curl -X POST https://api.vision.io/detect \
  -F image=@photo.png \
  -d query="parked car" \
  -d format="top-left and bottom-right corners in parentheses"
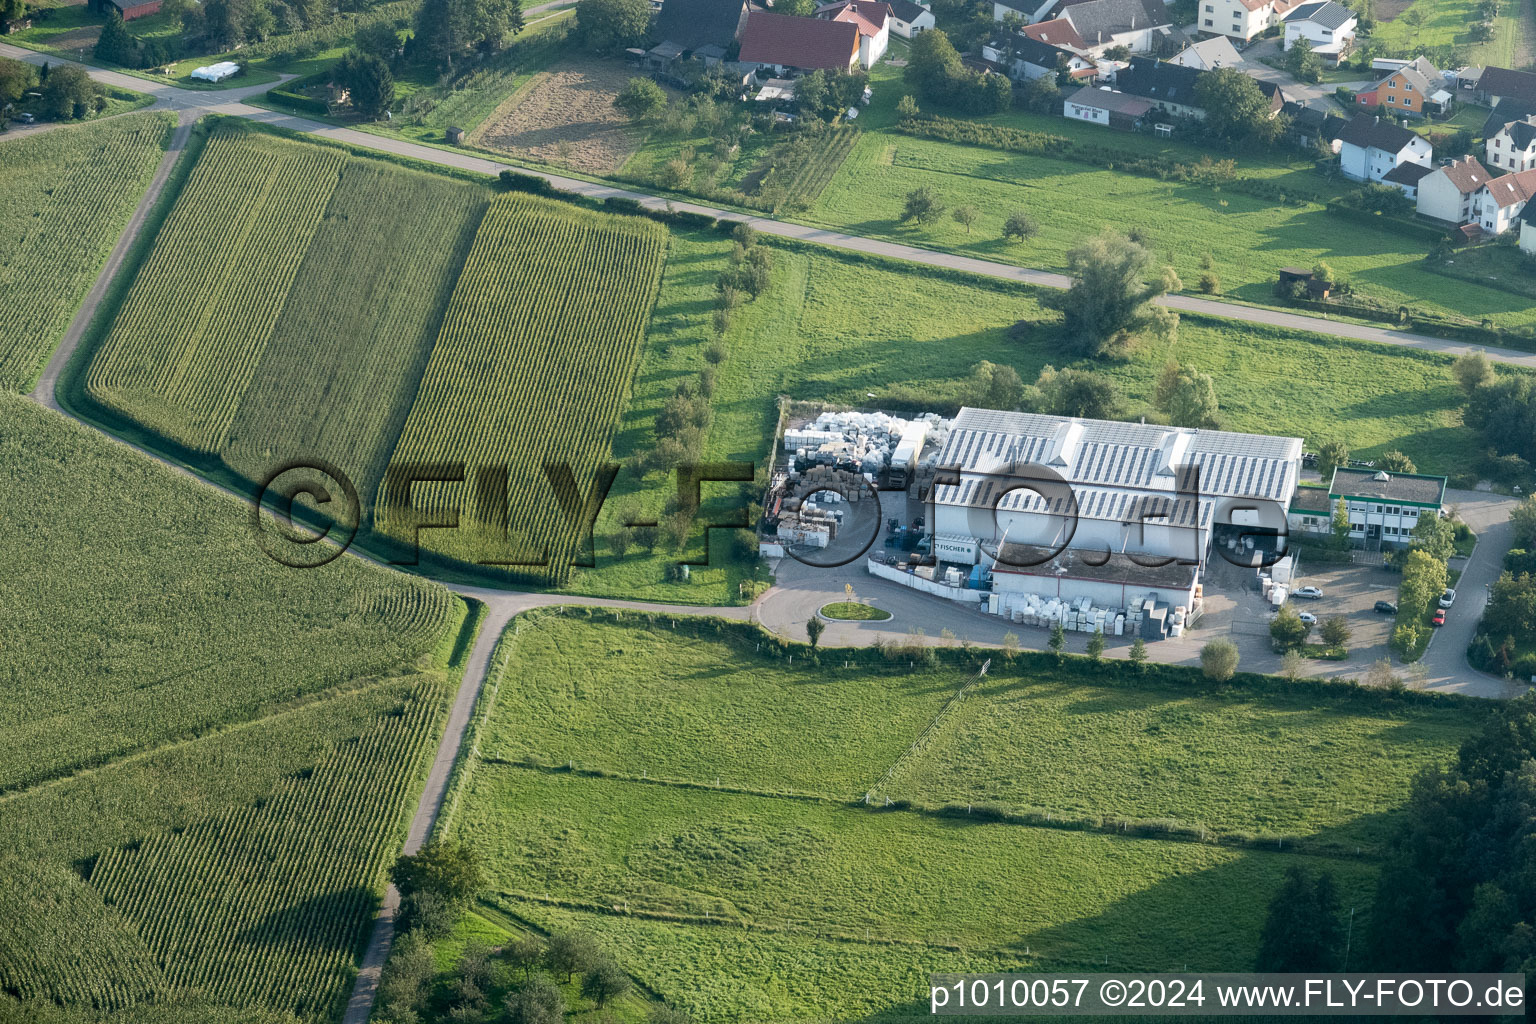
top-left (1432, 608), bottom-right (1446, 627)
top-left (1298, 611), bottom-right (1318, 625)
top-left (15, 112), bottom-right (35, 124)
top-left (1374, 600), bottom-right (1398, 614)
top-left (1293, 586), bottom-right (1324, 599)
top-left (1439, 588), bottom-right (1456, 608)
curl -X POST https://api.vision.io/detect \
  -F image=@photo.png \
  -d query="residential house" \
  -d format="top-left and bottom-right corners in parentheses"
top-left (1062, 84), bottom-right (1154, 128)
top-left (996, 0), bottom-right (1170, 54)
top-left (1519, 200), bottom-right (1536, 255)
top-left (1335, 113), bottom-right (1433, 182)
top-left (1288, 468), bottom-right (1446, 549)
top-left (1380, 161), bottom-right (1433, 199)
top-left (1415, 155), bottom-right (1491, 225)
top-left (1168, 35), bottom-right (1242, 70)
top-left (1482, 98), bottom-right (1536, 143)
top-left (1197, 0), bottom-right (1296, 44)
top-left (1114, 56), bottom-right (1206, 118)
top-left (1281, 0), bottom-right (1356, 62)
top-left (653, 0), bottom-right (750, 53)
top-left (1486, 115), bottom-right (1536, 174)
top-left (1282, 101), bottom-right (1346, 149)
top-left (737, 11), bottom-right (861, 73)
top-left (983, 31), bottom-right (1096, 81)
top-left (884, 0), bottom-right (935, 37)
top-left (1057, 0), bottom-right (1171, 53)
top-left (1114, 56), bottom-right (1285, 120)
top-left (1477, 167), bottom-right (1536, 235)
top-left (1356, 57), bottom-right (1451, 118)
top-left (1476, 65), bottom-right (1536, 107)
top-left (816, 0), bottom-right (891, 67)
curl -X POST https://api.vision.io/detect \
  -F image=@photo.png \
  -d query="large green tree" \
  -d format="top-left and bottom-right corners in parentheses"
top-left (1367, 699), bottom-right (1536, 973)
top-left (1196, 67), bottom-right (1284, 148)
top-left (0, 56), bottom-right (35, 106)
top-left (1257, 867), bottom-right (1345, 970)
top-left (1048, 230), bottom-right (1180, 357)
top-left (39, 64), bottom-right (101, 120)
top-left (412, 0), bottom-right (524, 71)
top-left (94, 9), bottom-right (140, 66)
top-left (339, 50), bottom-right (394, 118)
top-left (575, 0), bottom-right (651, 53)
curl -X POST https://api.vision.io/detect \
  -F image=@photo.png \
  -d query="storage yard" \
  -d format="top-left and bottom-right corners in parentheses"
top-left (762, 405), bottom-right (1308, 644)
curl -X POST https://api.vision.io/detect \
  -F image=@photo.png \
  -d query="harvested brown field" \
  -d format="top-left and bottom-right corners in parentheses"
top-left (468, 58), bottom-right (666, 173)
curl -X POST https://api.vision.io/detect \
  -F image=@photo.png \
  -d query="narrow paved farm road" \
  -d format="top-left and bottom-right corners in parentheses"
top-left (7, 40), bottom-right (1536, 369)
top-left (30, 118), bottom-right (194, 406)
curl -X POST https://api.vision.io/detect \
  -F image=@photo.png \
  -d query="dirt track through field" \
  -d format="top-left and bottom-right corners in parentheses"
top-left (468, 58), bottom-right (659, 173)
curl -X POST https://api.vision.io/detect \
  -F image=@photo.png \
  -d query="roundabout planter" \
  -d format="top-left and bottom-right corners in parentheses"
top-left (818, 601), bottom-right (892, 622)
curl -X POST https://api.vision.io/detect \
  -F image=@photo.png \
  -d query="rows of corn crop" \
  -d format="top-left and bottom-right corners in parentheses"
top-left (220, 160), bottom-right (488, 520)
top-left (87, 678), bottom-right (447, 1021)
top-left (0, 113), bottom-right (171, 391)
top-left (85, 131), bottom-right (343, 454)
top-left (377, 194), bottom-right (667, 584)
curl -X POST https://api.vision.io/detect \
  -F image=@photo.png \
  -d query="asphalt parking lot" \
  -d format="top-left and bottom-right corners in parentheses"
top-left (1199, 555), bottom-right (1402, 679)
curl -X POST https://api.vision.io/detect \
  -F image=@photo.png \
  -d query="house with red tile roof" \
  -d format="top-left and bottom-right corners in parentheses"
top-left (739, 11), bottom-right (861, 73)
top-left (1477, 167), bottom-right (1536, 235)
top-left (815, 0), bottom-right (891, 66)
top-left (1415, 155), bottom-right (1491, 225)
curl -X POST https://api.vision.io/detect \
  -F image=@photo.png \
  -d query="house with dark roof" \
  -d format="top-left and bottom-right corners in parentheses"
top-left (1281, 0), bottom-right (1356, 61)
top-left (1486, 114), bottom-right (1536, 175)
top-left (1477, 166), bottom-right (1536, 235)
top-left (982, 29), bottom-right (1095, 81)
top-left (1056, 0), bottom-right (1170, 53)
top-left (1062, 84), bottom-right (1154, 129)
top-left (1282, 101), bottom-right (1346, 149)
top-left (1380, 160), bottom-right (1433, 199)
top-left (653, 0), bottom-right (750, 53)
top-left (1114, 56), bottom-right (1284, 120)
top-left (1336, 113), bottom-right (1432, 182)
top-left (738, 10), bottom-right (860, 73)
top-left (1477, 65), bottom-right (1536, 107)
top-left (815, 0), bottom-right (891, 66)
top-left (1114, 56), bottom-right (1205, 117)
top-left (1520, 196), bottom-right (1536, 255)
top-left (1416, 155), bottom-right (1491, 225)
top-left (882, 0), bottom-right (934, 37)
top-left (1482, 97), bottom-right (1536, 142)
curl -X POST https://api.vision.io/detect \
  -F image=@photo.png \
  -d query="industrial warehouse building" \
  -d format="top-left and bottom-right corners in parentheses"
top-left (925, 409), bottom-right (1304, 621)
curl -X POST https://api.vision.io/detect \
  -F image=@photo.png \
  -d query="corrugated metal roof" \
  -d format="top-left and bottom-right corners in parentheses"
top-left (932, 408), bottom-right (1302, 525)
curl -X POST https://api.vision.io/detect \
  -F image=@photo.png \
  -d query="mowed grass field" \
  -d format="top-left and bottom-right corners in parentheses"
top-left (0, 112), bottom-right (172, 391)
top-left (378, 195), bottom-right (666, 583)
top-left (446, 613), bottom-right (1476, 1020)
top-left (807, 133), bottom-right (1536, 327)
top-left (0, 391), bottom-right (468, 1020)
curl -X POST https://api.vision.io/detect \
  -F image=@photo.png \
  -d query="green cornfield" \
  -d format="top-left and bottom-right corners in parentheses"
top-left (0, 113), bottom-right (171, 391)
top-left (221, 161), bottom-right (488, 521)
top-left (86, 677), bottom-right (447, 1021)
top-left (86, 131), bottom-right (344, 453)
top-left (377, 194), bottom-right (667, 584)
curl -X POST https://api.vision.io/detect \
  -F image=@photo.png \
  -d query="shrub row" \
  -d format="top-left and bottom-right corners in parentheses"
top-left (1324, 200), bottom-right (1449, 244)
